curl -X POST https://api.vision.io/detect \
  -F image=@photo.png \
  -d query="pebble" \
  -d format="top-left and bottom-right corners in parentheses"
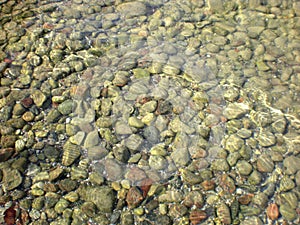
top-left (283, 156), bottom-right (300, 175)
top-left (279, 203), bottom-right (297, 221)
top-left (116, 2), bottom-right (147, 18)
top-left (2, 168), bottom-right (23, 191)
top-left (31, 90), bottom-right (47, 107)
top-left (78, 185), bottom-right (115, 213)
top-left (223, 103), bottom-right (250, 120)
top-left (236, 160), bottom-right (253, 175)
top-left (257, 154), bottom-right (274, 173)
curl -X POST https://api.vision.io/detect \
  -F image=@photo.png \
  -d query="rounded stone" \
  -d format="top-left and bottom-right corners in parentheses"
top-left (236, 160), bottom-right (253, 175)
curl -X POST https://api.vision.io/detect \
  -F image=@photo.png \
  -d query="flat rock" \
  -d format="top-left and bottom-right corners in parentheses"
top-left (223, 103), bottom-right (250, 119)
top-left (78, 185), bottom-right (115, 213)
top-left (116, 2), bottom-right (147, 18)
top-left (2, 168), bottom-right (23, 191)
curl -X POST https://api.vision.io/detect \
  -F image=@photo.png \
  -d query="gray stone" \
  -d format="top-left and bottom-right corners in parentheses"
top-left (84, 130), bottom-right (100, 148)
top-left (125, 134), bottom-right (144, 152)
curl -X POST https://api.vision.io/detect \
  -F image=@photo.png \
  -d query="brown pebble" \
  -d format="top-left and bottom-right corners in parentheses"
top-left (267, 203), bottom-right (279, 220)
top-left (189, 210), bottom-right (207, 225)
top-left (20, 97), bottom-right (33, 108)
top-left (126, 187), bottom-right (144, 209)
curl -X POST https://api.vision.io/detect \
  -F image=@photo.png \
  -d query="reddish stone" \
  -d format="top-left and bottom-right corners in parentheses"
top-left (190, 210), bottom-right (207, 225)
top-left (20, 97), bottom-right (33, 108)
top-left (267, 203), bottom-right (279, 220)
top-left (126, 187), bottom-right (144, 209)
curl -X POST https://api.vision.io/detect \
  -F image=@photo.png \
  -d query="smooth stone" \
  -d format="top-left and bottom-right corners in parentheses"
top-left (208, 0), bottom-right (224, 13)
top-left (252, 192), bottom-right (268, 208)
top-left (31, 90), bottom-right (47, 107)
top-left (256, 131), bottom-right (276, 147)
top-left (248, 170), bottom-right (262, 185)
top-left (115, 121), bottom-right (132, 135)
top-left (69, 131), bottom-right (85, 145)
top-left (283, 156), bottom-right (300, 175)
top-left (116, 2), bottom-right (147, 18)
top-left (87, 146), bottom-right (108, 161)
top-left (125, 134), bottom-right (144, 152)
top-left (143, 126), bottom-right (159, 144)
top-left (279, 204), bottom-right (297, 221)
top-left (225, 134), bottom-right (244, 152)
top-left (279, 176), bottom-right (295, 192)
top-left (46, 109), bottom-right (62, 123)
top-left (170, 147), bottom-right (190, 167)
top-left (211, 159), bottom-right (230, 171)
top-left (84, 130), bottom-right (100, 148)
top-left (257, 154), bottom-right (274, 173)
top-left (58, 100), bottom-right (74, 115)
top-left (128, 117), bottom-right (144, 128)
top-left (149, 155), bottom-right (167, 170)
top-left (223, 103), bottom-right (250, 119)
top-left (236, 160), bottom-right (252, 175)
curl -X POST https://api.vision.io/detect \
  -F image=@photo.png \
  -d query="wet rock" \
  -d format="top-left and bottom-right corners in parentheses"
top-left (116, 2), bottom-right (147, 18)
top-left (2, 168), bottom-right (23, 191)
top-left (58, 179), bottom-right (77, 192)
top-left (171, 147), bottom-right (190, 167)
top-left (78, 185), bottom-right (115, 213)
top-left (143, 126), bottom-right (159, 144)
top-left (46, 109), bottom-right (62, 123)
top-left (54, 198), bottom-right (69, 214)
top-left (128, 117), bottom-right (144, 128)
top-left (87, 146), bottom-right (108, 161)
top-left (279, 176), bottom-right (295, 192)
top-left (183, 190), bottom-right (204, 208)
top-left (126, 187), bottom-right (143, 209)
top-left (236, 160), bottom-right (252, 175)
top-left (102, 158), bottom-right (123, 181)
top-left (283, 156), bottom-right (300, 175)
top-left (1, 135), bottom-right (17, 148)
top-left (256, 131), bottom-right (276, 147)
top-left (279, 203), bottom-right (297, 221)
top-left (240, 216), bottom-right (263, 225)
top-left (223, 103), bottom-right (250, 120)
top-left (267, 203), bottom-right (279, 220)
top-left (208, 0), bottom-right (224, 13)
top-left (31, 90), bottom-right (47, 107)
top-left (225, 134), bottom-right (244, 152)
top-left (169, 204), bottom-right (188, 218)
top-left (62, 141), bottom-right (81, 166)
top-left (280, 192), bottom-right (298, 209)
top-left (125, 134), bottom-right (144, 153)
top-left (257, 154), bottom-right (274, 173)
top-left (216, 203), bottom-right (231, 225)
top-left (252, 192), bottom-right (268, 208)
top-left (211, 159), bottom-right (230, 171)
top-left (115, 121), bottom-right (132, 135)
top-left (57, 100), bottom-right (73, 115)
top-left (84, 130), bottom-right (100, 148)
top-left (0, 148), bottom-right (14, 162)
top-left (159, 190), bottom-right (183, 203)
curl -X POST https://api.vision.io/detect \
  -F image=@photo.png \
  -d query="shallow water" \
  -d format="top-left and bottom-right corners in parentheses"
top-left (0, 0), bottom-right (300, 224)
